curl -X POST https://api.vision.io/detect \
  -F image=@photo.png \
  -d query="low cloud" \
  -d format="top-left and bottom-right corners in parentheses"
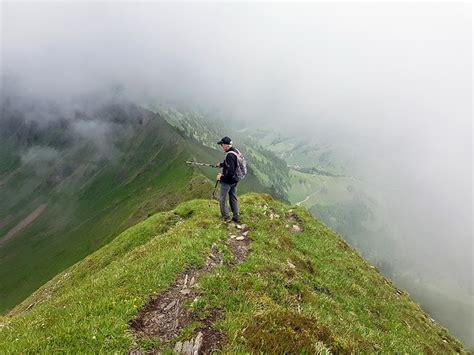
top-left (1, 1), bottom-right (472, 343)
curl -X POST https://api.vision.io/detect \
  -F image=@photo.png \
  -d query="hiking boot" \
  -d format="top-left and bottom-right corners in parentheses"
top-left (232, 217), bottom-right (241, 224)
top-left (222, 217), bottom-right (232, 223)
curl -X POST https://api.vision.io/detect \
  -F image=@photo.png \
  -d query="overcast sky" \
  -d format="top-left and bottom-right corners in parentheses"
top-left (1, 0), bottom-right (472, 296)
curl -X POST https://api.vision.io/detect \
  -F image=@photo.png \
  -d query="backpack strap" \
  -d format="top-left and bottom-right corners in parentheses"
top-left (224, 150), bottom-right (240, 167)
top-left (226, 151), bottom-right (241, 158)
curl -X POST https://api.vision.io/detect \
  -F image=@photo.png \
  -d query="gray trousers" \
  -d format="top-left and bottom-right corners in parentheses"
top-left (219, 181), bottom-right (239, 220)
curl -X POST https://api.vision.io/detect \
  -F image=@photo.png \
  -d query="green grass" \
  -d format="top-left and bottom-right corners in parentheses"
top-left (0, 108), bottom-right (280, 314)
top-left (287, 168), bottom-right (396, 257)
top-left (0, 193), bottom-right (466, 353)
top-left (0, 111), bottom-right (220, 313)
top-left (0, 116), bottom-right (199, 313)
top-left (151, 105), bottom-right (291, 201)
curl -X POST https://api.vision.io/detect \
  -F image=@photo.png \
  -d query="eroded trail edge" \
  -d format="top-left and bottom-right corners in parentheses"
top-left (129, 223), bottom-right (251, 354)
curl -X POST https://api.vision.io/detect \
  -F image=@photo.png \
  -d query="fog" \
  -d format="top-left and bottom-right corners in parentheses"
top-left (1, 1), bottom-right (472, 345)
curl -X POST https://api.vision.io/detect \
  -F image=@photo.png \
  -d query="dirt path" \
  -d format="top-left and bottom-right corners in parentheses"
top-left (129, 223), bottom-right (251, 354)
top-left (0, 204), bottom-right (48, 247)
top-left (295, 189), bottom-right (321, 206)
top-left (295, 195), bottom-right (310, 206)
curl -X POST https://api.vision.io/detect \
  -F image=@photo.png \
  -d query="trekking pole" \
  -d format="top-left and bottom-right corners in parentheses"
top-left (209, 180), bottom-right (219, 208)
top-left (185, 161), bottom-right (220, 168)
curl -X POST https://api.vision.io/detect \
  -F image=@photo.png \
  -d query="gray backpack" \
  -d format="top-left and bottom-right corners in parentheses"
top-left (226, 149), bottom-right (248, 181)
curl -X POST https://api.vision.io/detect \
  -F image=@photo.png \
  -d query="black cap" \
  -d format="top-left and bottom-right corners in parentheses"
top-left (217, 136), bottom-right (232, 145)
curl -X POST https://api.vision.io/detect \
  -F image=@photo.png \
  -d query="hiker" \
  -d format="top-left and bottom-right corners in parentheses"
top-left (216, 136), bottom-right (241, 223)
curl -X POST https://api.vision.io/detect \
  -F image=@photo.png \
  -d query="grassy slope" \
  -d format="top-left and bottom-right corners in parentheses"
top-left (0, 108), bottom-right (273, 314)
top-left (0, 193), bottom-right (465, 353)
top-left (0, 114), bottom-right (193, 312)
top-left (243, 128), bottom-right (351, 176)
top-left (150, 105), bottom-right (291, 201)
top-left (287, 169), bottom-right (393, 252)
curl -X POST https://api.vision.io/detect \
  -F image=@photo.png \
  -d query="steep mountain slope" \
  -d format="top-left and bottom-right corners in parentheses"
top-left (244, 128), bottom-right (354, 176)
top-left (0, 98), bottom-right (274, 313)
top-left (242, 128), bottom-right (474, 348)
top-left (146, 104), bottom-right (291, 202)
top-left (239, 128), bottom-right (394, 266)
top-left (0, 193), bottom-right (465, 353)
top-left (288, 169), bottom-right (394, 264)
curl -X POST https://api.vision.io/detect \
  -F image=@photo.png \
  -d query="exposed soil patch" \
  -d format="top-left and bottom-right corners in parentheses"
top-left (174, 309), bottom-right (225, 355)
top-left (226, 224), bottom-right (251, 266)
top-left (129, 244), bottom-right (223, 343)
top-left (129, 227), bottom-right (252, 354)
top-left (0, 204), bottom-right (48, 247)
top-left (129, 268), bottom-right (200, 343)
top-left (226, 237), bottom-right (251, 265)
top-left (286, 210), bottom-right (304, 233)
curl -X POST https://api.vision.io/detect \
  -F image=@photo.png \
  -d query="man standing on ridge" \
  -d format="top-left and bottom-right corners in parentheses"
top-left (216, 136), bottom-right (240, 223)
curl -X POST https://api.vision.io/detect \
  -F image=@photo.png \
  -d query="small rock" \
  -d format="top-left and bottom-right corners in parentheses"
top-left (180, 289), bottom-right (191, 295)
top-left (164, 300), bottom-right (176, 311)
top-left (236, 236), bottom-right (245, 241)
top-left (240, 224), bottom-right (249, 231)
top-left (275, 214), bottom-right (280, 218)
top-left (230, 235), bottom-right (237, 239)
top-left (287, 260), bottom-right (296, 269)
top-left (189, 276), bottom-right (195, 286)
top-left (183, 274), bottom-right (188, 287)
top-left (174, 341), bottom-right (183, 353)
top-left (290, 224), bottom-right (302, 233)
top-left (242, 231), bottom-right (249, 237)
top-left (193, 332), bottom-right (203, 353)
top-left (182, 340), bottom-right (193, 354)
top-left (270, 213), bottom-right (274, 220)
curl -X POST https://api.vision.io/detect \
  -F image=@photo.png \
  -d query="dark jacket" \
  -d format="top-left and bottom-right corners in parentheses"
top-left (219, 147), bottom-right (239, 184)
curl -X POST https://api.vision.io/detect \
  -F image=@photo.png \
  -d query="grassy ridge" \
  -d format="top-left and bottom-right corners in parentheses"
top-left (151, 105), bottom-right (291, 201)
top-left (0, 106), bottom-right (280, 314)
top-left (0, 114), bottom-right (200, 312)
top-left (0, 108), bottom-right (228, 313)
top-left (0, 193), bottom-right (465, 353)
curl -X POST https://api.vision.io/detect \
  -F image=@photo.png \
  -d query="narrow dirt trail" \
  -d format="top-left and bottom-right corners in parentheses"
top-left (129, 223), bottom-right (252, 354)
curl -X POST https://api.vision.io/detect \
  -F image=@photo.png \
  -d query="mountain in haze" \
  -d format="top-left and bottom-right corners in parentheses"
top-left (145, 102), bottom-right (292, 202)
top-left (0, 94), bottom-right (283, 313)
top-left (0, 94), bottom-right (469, 352)
top-left (151, 111), bottom-right (473, 347)
top-left (240, 126), bottom-right (474, 348)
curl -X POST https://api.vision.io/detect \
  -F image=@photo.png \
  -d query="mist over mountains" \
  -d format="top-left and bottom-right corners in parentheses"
top-left (1, 1), bottom-right (472, 348)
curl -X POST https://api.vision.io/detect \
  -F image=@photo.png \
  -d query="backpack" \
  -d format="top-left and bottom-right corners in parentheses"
top-left (226, 149), bottom-right (248, 181)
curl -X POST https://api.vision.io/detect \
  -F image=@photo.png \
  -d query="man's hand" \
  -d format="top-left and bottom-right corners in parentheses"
top-left (216, 173), bottom-right (223, 181)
